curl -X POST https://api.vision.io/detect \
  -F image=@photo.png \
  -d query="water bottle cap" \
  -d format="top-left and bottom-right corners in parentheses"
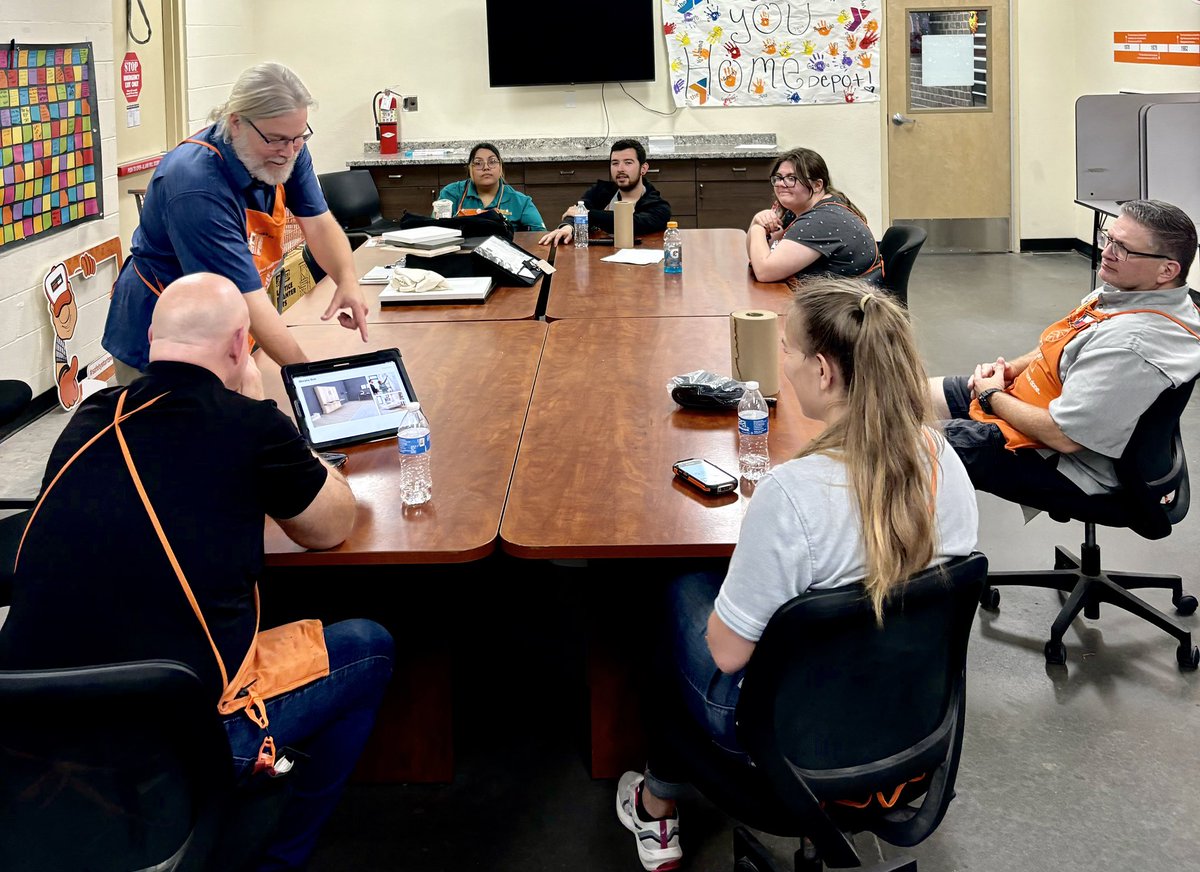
top-left (667, 221), bottom-right (678, 228)
top-left (406, 401), bottom-right (421, 411)
top-left (745, 381), bottom-right (759, 391)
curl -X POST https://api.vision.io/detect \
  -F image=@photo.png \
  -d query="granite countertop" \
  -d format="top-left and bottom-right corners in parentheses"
top-left (347, 134), bottom-right (779, 167)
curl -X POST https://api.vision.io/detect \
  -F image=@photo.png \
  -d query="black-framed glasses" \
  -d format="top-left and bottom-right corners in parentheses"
top-left (1097, 229), bottom-right (1171, 262)
top-left (769, 173), bottom-right (805, 189)
top-left (470, 158), bottom-right (500, 169)
top-left (245, 118), bottom-right (313, 149)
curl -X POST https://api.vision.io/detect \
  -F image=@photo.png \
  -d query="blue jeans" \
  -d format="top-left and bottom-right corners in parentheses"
top-left (223, 618), bottom-right (394, 871)
top-left (644, 567), bottom-right (747, 800)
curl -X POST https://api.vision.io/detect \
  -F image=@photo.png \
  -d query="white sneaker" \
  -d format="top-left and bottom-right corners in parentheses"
top-left (616, 771), bottom-right (682, 871)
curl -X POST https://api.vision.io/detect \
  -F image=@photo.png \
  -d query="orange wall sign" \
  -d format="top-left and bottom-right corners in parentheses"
top-left (1113, 31), bottom-right (1199, 66)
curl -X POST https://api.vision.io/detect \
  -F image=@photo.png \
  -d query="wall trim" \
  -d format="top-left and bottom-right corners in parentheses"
top-left (1019, 238), bottom-right (1093, 256)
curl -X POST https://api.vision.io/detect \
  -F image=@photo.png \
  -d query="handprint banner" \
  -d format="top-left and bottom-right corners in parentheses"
top-left (662, 1), bottom-right (882, 107)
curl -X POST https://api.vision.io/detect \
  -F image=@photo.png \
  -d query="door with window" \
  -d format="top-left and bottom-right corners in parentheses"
top-left (885, 1), bottom-right (1011, 252)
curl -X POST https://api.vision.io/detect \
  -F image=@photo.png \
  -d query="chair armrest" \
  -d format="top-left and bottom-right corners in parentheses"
top-left (0, 499), bottom-right (36, 510)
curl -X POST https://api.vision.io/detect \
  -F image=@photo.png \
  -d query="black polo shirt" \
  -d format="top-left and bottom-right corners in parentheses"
top-left (0, 361), bottom-right (328, 700)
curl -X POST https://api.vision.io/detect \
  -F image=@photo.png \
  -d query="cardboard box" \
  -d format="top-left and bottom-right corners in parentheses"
top-left (268, 246), bottom-right (317, 314)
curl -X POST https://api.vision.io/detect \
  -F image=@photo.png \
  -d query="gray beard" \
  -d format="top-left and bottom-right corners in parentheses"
top-left (231, 134), bottom-right (296, 186)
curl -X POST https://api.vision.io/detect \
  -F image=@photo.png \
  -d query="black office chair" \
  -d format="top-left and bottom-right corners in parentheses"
top-left (0, 660), bottom-right (234, 871)
top-left (317, 169), bottom-right (405, 237)
top-left (878, 226), bottom-right (928, 307)
top-left (979, 378), bottom-right (1200, 670)
top-left (0, 380), bottom-right (34, 606)
top-left (658, 553), bottom-right (987, 871)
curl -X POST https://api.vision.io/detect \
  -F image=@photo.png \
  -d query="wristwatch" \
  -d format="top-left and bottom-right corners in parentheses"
top-left (976, 387), bottom-right (1004, 415)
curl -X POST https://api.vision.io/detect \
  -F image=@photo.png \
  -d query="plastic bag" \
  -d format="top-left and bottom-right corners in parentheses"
top-left (666, 370), bottom-right (748, 410)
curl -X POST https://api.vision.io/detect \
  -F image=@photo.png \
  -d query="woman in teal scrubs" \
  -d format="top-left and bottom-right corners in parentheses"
top-left (435, 143), bottom-right (546, 231)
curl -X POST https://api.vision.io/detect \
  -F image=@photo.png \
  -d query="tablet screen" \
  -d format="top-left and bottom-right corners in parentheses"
top-left (285, 351), bottom-right (416, 449)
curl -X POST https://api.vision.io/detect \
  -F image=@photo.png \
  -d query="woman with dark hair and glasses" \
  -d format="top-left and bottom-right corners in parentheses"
top-left (434, 142), bottom-right (546, 231)
top-left (746, 147), bottom-right (882, 286)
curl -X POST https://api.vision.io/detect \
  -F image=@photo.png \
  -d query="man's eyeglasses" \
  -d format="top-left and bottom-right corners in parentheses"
top-left (246, 118), bottom-right (313, 149)
top-left (769, 173), bottom-right (805, 189)
top-left (470, 158), bottom-right (501, 169)
top-left (1097, 229), bottom-right (1171, 263)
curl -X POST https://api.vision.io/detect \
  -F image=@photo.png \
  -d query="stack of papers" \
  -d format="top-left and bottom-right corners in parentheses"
top-left (382, 226), bottom-right (463, 247)
top-left (379, 276), bottom-right (495, 304)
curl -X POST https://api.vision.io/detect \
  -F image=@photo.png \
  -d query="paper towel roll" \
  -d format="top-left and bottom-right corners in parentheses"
top-left (730, 309), bottom-right (780, 396)
top-left (613, 200), bottom-right (634, 249)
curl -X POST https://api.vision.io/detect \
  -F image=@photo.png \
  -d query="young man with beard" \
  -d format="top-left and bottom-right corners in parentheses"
top-left (103, 63), bottom-right (368, 382)
top-left (537, 139), bottom-right (672, 246)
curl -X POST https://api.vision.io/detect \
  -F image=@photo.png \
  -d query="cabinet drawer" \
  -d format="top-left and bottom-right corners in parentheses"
top-left (378, 186), bottom-right (441, 218)
top-left (370, 165), bottom-right (442, 188)
top-left (655, 181), bottom-right (696, 217)
top-left (435, 164), bottom-right (527, 187)
top-left (643, 161), bottom-right (695, 182)
top-left (697, 180), bottom-right (768, 229)
top-left (524, 161), bottom-right (610, 185)
top-left (696, 159), bottom-right (775, 182)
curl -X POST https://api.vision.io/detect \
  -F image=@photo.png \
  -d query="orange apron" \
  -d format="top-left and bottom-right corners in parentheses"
top-left (456, 179), bottom-right (510, 219)
top-left (970, 298), bottom-right (1200, 451)
top-left (16, 390), bottom-right (329, 774)
top-left (134, 136), bottom-right (288, 297)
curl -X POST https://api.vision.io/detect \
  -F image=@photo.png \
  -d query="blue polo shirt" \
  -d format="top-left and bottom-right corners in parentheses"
top-left (435, 179), bottom-right (546, 232)
top-left (102, 125), bottom-right (328, 369)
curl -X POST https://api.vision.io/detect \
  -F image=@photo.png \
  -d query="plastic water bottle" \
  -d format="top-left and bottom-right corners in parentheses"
top-left (397, 402), bottom-right (432, 506)
top-left (663, 220), bottom-right (682, 274)
top-left (737, 381), bottom-right (770, 481)
top-left (573, 200), bottom-right (589, 248)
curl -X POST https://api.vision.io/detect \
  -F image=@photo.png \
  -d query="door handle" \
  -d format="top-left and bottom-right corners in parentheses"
top-left (559, 170), bottom-right (576, 176)
top-left (891, 113), bottom-right (917, 126)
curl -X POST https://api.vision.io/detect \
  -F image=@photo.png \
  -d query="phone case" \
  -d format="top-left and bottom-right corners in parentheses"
top-left (673, 459), bottom-right (737, 494)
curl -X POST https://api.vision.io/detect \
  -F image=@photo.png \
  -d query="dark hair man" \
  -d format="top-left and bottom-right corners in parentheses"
top-left (538, 138), bottom-right (672, 246)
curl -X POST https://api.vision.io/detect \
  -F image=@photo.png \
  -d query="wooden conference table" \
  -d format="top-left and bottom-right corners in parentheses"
top-left (545, 228), bottom-right (790, 320)
top-left (501, 316), bottom-right (821, 778)
top-left (259, 320), bottom-right (547, 565)
top-left (281, 231), bottom-right (547, 325)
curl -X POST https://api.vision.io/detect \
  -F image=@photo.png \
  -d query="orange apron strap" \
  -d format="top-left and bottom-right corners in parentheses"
top-left (182, 137), bottom-right (223, 158)
top-left (111, 390), bottom-right (230, 689)
top-left (15, 391), bottom-right (170, 569)
top-left (133, 261), bottom-right (166, 297)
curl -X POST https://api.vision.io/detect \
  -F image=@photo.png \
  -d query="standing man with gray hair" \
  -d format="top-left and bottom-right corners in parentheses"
top-left (930, 198), bottom-right (1200, 506)
top-left (104, 63), bottom-right (368, 382)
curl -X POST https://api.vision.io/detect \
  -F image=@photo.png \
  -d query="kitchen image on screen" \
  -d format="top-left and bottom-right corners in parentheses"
top-left (301, 375), bottom-right (385, 429)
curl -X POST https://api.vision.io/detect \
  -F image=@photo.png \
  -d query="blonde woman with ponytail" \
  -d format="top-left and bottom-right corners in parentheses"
top-left (616, 277), bottom-right (978, 872)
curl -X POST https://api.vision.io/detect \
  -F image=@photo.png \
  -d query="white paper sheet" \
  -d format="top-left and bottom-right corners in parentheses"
top-left (600, 249), bottom-right (666, 265)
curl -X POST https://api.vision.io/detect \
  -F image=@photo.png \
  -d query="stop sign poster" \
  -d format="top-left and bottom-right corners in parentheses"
top-left (122, 52), bottom-right (141, 103)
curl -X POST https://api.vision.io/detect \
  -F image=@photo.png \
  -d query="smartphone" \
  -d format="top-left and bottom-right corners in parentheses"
top-left (673, 458), bottom-right (738, 494)
top-left (320, 451), bottom-right (349, 469)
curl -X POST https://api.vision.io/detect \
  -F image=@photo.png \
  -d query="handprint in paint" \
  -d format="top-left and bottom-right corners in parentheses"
top-left (828, 42), bottom-right (839, 56)
top-left (787, 91), bottom-right (802, 103)
top-left (802, 39), bottom-right (816, 55)
top-left (841, 53), bottom-right (854, 68)
top-left (707, 25), bottom-right (723, 44)
top-left (763, 38), bottom-right (777, 55)
top-left (808, 53), bottom-right (827, 71)
top-left (674, 78), bottom-right (685, 94)
top-left (844, 89), bottom-right (857, 103)
top-left (692, 45), bottom-right (710, 61)
top-left (846, 33), bottom-right (858, 51)
top-left (751, 77), bottom-right (766, 94)
top-left (815, 20), bottom-right (833, 36)
top-left (779, 41), bottom-right (793, 57)
top-left (857, 52), bottom-right (872, 68)
top-left (859, 30), bottom-right (879, 50)
top-left (723, 40), bottom-right (741, 59)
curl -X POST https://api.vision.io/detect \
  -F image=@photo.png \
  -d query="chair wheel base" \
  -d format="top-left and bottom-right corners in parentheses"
top-left (1044, 640), bottom-right (1067, 665)
top-left (1177, 644), bottom-right (1200, 670)
top-left (980, 588), bottom-right (1000, 611)
top-left (1174, 594), bottom-right (1198, 616)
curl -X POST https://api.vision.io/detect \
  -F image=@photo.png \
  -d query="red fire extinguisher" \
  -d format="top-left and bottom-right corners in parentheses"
top-left (374, 89), bottom-right (398, 156)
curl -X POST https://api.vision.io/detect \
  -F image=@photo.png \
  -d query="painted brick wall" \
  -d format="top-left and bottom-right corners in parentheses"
top-left (184, 0), bottom-right (256, 135)
top-left (0, 1), bottom-right (120, 398)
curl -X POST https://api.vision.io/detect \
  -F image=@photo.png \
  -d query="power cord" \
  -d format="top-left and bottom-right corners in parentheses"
top-left (582, 83), bottom-right (611, 150)
top-left (619, 82), bottom-right (680, 117)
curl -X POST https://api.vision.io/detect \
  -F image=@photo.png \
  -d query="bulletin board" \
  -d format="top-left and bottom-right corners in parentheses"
top-left (0, 41), bottom-right (103, 252)
top-left (662, 1), bottom-right (882, 107)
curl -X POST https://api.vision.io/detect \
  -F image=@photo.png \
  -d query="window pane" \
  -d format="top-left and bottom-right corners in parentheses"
top-left (908, 10), bottom-right (989, 110)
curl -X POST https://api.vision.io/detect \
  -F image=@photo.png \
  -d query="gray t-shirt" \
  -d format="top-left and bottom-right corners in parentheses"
top-left (714, 433), bottom-right (979, 642)
top-left (779, 196), bottom-right (881, 282)
top-left (1046, 284), bottom-right (1200, 494)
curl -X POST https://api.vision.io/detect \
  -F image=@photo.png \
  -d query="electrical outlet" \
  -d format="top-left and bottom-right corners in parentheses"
top-left (564, 89), bottom-right (576, 109)
top-left (402, 95), bottom-right (418, 112)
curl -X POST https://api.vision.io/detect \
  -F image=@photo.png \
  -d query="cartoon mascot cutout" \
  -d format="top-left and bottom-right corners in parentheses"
top-left (44, 263), bottom-right (83, 410)
top-left (41, 237), bottom-right (123, 411)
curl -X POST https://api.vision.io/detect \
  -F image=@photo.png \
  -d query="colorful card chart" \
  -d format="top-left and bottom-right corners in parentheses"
top-left (0, 42), bottom-right (103, 252)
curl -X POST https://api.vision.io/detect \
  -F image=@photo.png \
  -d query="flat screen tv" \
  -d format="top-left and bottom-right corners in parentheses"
top-left (485, 1), bottom-right (656, 87)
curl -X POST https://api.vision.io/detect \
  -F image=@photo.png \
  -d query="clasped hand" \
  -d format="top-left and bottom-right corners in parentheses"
top-left (968, 357), bottom-right (1015, 397)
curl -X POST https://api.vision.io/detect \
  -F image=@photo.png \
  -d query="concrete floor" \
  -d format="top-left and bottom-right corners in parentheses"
top-left (2, 250), bottom-right (1198, 871)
